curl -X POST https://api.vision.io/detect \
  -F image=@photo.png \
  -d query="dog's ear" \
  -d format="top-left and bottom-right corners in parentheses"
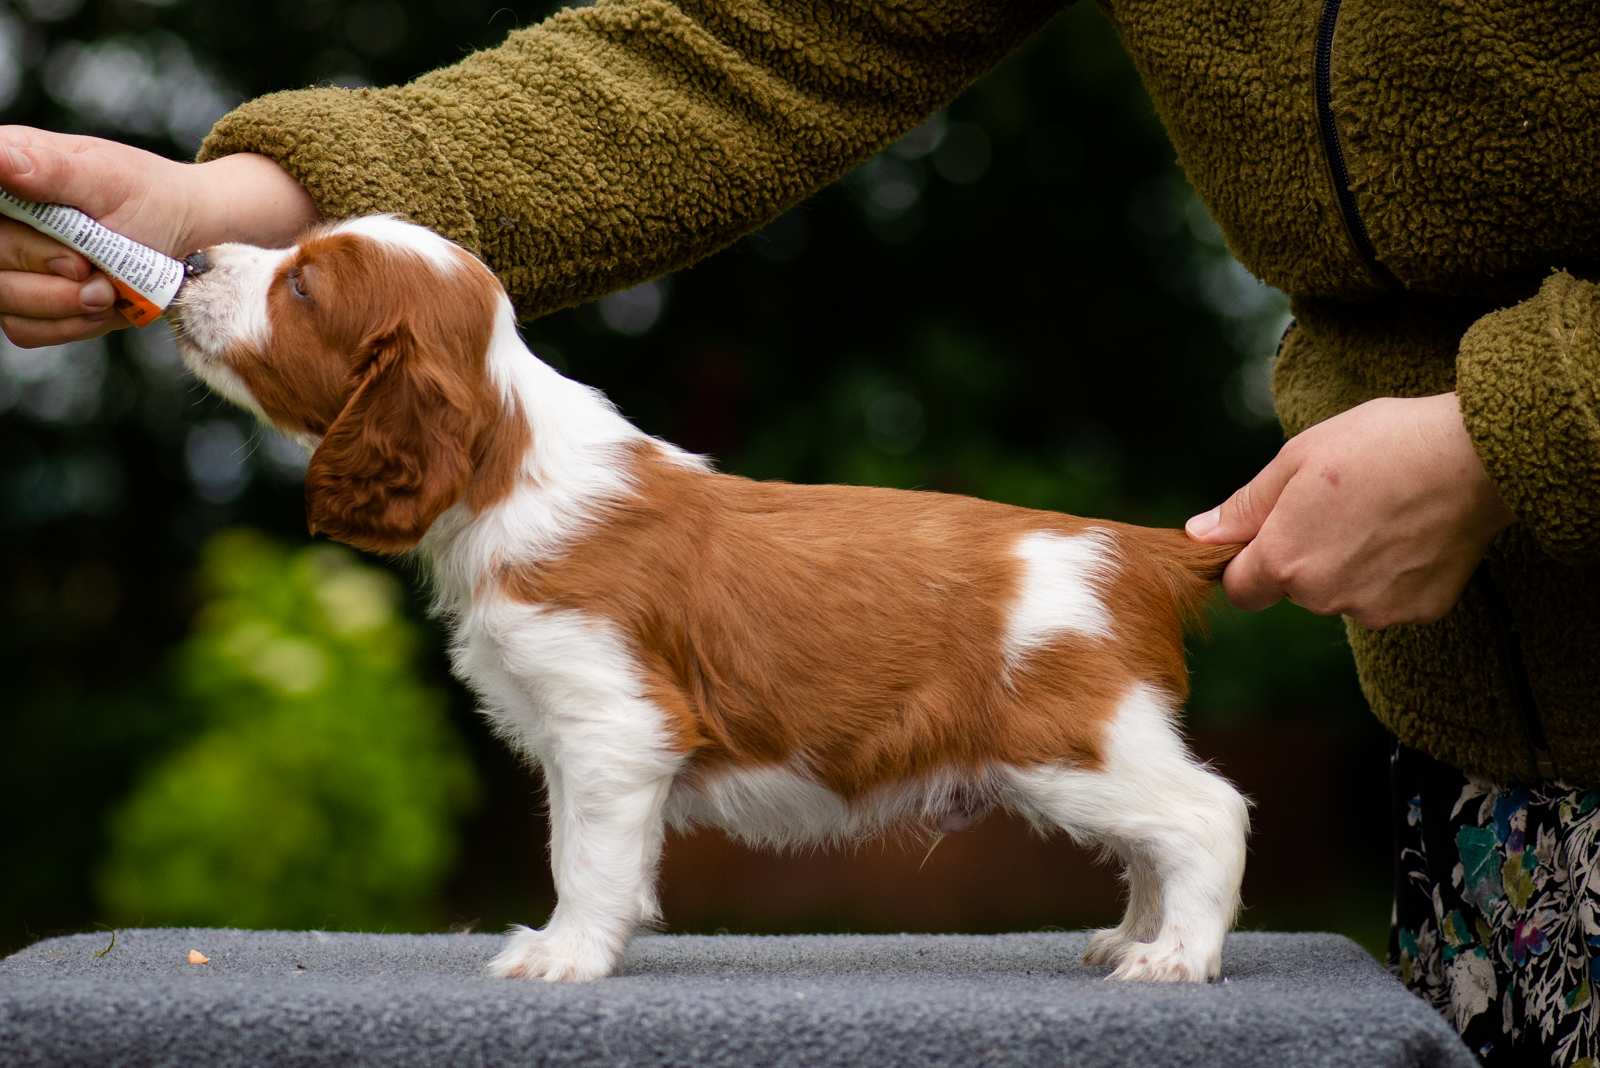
top-left (304, 323), bottom-right (476, 554)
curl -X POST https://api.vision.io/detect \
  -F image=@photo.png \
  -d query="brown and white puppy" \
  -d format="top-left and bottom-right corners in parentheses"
top-left (168, 216), bottom-right (1250, 984)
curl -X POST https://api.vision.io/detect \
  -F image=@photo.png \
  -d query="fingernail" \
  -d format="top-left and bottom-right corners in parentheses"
top-left (5, 146), bottom-right (32, 175)
top-left (47, 256), bottom-right (79, 280)
top-left (1185, 507), bottom-right (1221, 538)
top-left (80, 276), bottom-right (114, 311)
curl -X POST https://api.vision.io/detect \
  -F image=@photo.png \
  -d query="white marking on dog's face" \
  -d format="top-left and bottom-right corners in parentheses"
top-left (1003, 529), bottom-right (1117, 668)
top-left (167, 243), bottom-right (291, 416)
top-left (328, 215), bottom-right (466, 274)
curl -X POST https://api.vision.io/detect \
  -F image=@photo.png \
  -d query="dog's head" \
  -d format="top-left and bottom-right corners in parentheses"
top-left (169, 217), bottom-right (525, 555)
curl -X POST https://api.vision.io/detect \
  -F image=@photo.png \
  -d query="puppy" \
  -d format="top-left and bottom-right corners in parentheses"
top-left (168, 216), bottom-right (1250, 984)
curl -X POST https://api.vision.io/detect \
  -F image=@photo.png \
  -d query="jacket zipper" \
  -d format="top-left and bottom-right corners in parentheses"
top-left (1314, 0), bottom-right (1399, 287)
top-left (1476, 564), bottom-right (1557, 781)
top-left (1315, 5), bottom-right (1544, 778)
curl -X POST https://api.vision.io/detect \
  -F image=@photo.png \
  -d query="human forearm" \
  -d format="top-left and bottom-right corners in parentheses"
top-left (182, 153), bottom-right (321, 252)
top-left (197, 0), bottom-right (1066, 317)
top-left (0, 0), bottom-right (1063, 345)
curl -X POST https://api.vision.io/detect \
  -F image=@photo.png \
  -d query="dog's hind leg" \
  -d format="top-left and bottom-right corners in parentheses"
top-left (1007, 683), bottom-right (1249, 982)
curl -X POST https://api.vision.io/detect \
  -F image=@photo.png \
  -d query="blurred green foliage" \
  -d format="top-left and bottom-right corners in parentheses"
top-left (97, 530), bottom-right (476, 930)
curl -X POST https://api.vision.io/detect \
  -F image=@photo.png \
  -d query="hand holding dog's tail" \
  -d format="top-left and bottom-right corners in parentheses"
top-left (1183, 394), bottom-right (1516, 630)
top-left (1129, 527), bottom-right (1246, 630)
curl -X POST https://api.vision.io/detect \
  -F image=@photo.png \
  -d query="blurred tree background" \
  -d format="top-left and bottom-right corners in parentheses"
top-left (0, 0), bottom-right (1389, 957)
top-left (97, 530), bottom-right (476, 930)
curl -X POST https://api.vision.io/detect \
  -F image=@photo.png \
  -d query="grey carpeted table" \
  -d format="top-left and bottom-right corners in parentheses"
top-left (1, 928), bottom-right (1474, 1067)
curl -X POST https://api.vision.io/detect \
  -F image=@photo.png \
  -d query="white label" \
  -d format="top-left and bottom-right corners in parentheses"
top-left (0, 190), bottom-right (184, 318)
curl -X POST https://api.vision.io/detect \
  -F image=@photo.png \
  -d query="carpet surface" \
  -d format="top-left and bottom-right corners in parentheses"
top-left (1, 928), bottom-right (1475, 1067)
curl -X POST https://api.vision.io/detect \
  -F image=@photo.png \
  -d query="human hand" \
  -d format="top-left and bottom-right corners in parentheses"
top-left (0, 126), bottom-right (319, 347)
top-left (1185, 392), bottom-right (1517, 630)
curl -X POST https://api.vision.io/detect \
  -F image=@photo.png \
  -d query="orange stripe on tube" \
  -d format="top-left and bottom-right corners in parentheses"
top-left (111, 279), bottom-right (164, 327)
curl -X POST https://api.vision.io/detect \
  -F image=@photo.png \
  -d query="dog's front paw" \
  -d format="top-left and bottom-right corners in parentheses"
top-left (1107, 937), bottom-right (1220, 983)
top-left (487, 924), bottom-right (622, 982)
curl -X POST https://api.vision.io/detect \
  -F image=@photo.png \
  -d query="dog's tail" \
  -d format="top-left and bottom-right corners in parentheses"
top-left (1122, 526), bottom-right (1244, 632)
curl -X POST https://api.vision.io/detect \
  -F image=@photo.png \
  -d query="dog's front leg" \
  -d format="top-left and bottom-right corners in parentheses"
top-left (489, 750), bottom-right (679, 982)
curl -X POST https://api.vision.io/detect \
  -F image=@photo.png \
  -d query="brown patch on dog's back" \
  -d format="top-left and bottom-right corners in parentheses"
top-left (501, 445), bottom-right (1237, 798)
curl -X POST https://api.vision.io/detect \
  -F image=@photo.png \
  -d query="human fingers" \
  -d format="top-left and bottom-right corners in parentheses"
top-left (0, 126), bottom-right (191, 255)
top-left (0, 130), bottom-right (321, 261)
top-left (1210, 420), bottom-right (1377, 614)
top-left (0, 266), bottom-right (128, 347)
top-left (1185, 444), bottom-right (1302, 545)
top-left (0, 218), bottom-right (129, 344)
top-left (0, 265), bottom-right (117, 321)
top-left (0, 127), bottom-right (138, 222)
top-left (0, 217), bottom-right (92, 281)
top-left (1, 308), bottom-right (124, 348)
top-left (1215, 522), bottom-right (1299, 613)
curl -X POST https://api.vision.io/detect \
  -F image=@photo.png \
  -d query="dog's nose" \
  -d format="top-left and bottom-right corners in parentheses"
top-left (183, 251), bottom-right (211, 277)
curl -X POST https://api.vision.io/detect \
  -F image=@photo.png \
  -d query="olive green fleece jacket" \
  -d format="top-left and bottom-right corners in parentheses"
top-left (198, 0), bottom-right (1600, 785)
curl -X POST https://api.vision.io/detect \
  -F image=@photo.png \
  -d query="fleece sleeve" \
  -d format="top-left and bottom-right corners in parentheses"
top-left (196, 0), bottom-right (1065, 318)
top-left (1457, 271), bottom-right (1600, 563)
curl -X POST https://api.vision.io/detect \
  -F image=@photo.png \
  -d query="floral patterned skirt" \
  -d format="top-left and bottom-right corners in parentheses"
top-left (1390, 743), bottom-right (1600, 1067)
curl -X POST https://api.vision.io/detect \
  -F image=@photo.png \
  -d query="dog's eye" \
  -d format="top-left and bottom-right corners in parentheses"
top-left (287, 267), bottom-right (310, 299)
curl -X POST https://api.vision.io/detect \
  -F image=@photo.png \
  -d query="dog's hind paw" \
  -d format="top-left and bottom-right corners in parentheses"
top-left (487, 924), bottom-right (621, 982)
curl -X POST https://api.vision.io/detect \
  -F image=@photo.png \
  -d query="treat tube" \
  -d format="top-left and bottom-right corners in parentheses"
top-left (0, 189), bottom-right (185, 327)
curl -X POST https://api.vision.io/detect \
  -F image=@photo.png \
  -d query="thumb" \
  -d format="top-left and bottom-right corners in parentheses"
top-left (0, 128), bottom-right (132, 221)
top-left (1186, 450), bottom-right (1299, 544)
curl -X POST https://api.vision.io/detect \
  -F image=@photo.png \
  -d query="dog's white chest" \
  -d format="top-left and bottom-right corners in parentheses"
top-left (450, 598), bottom-right (681, 768)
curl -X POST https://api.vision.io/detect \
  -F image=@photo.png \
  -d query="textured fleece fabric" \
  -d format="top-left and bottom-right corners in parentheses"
top-left (197, 0), bottom-right (1600, 783)
top-left (0, 929), bottom-right (1476, 1068)
top-left (198, 0), bottom-right (1062, 315)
